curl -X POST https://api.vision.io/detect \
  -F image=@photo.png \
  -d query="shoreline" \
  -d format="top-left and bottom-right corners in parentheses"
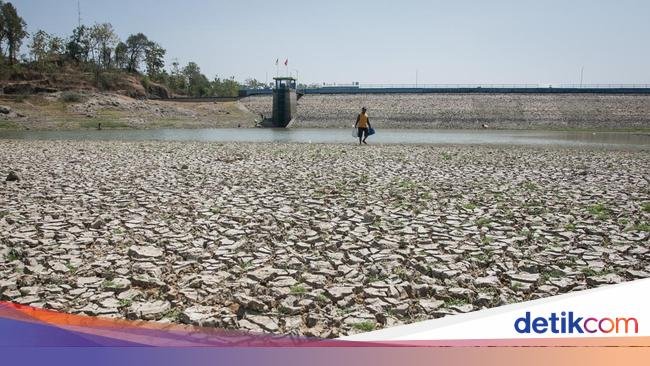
top-left (1, 91), bottom-right (649, 132)
top-left (2, 125), bottom-right (650, 133)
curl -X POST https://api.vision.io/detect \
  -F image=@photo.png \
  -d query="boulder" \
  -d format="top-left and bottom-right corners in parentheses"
top-left (146, 82), bottom-right (171, 99)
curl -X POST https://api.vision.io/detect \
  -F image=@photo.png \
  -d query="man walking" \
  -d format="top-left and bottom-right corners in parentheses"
top-left (354, 107), bottom-right (372, 145)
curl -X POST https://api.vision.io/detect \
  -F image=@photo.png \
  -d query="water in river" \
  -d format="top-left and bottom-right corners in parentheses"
top-left (0, 128), bottom-right (648, 148)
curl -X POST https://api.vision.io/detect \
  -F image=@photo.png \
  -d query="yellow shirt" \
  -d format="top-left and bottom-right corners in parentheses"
top-left (358, 112), bottom-right (369, 128)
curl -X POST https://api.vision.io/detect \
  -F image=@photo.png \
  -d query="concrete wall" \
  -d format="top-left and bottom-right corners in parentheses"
top-left (241, 93), bottom-right (650, 130)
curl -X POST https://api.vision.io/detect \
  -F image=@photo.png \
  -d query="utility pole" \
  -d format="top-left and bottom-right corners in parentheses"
top-left (580, 66), bottom-right (584, 87)
top-left (416, 69), bottom-right (418, 87)
top-left (77, 0), bottom-right (82, 27)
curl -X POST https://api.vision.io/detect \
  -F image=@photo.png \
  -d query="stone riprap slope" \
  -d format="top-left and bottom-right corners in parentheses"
top-left (241, 93), bottom-right (650, 130)
top-left (1, 141), bottom-right (649, 337)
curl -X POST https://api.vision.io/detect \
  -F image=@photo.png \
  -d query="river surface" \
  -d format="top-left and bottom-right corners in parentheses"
top-left (0, 128), bottom-right (648, 148)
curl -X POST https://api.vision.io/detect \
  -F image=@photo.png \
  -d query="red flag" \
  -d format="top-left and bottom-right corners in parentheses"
top-left (284, 59), bottom-right (288, 66)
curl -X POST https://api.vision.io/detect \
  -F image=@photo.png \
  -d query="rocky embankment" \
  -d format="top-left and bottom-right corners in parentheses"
top-left (1, 141), bottom-right (649, 337)
top-left (242, 93), bottom-right (650, 130)
top-left (0, 92), bottom-right (258, 130)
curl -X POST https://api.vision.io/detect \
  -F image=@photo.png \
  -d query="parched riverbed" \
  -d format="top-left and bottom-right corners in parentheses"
top-left (1, 140), bottom-right (649, 337)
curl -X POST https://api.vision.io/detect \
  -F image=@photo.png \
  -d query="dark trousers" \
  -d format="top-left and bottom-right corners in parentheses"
top-left (357, 127), bottom-right (369, 139)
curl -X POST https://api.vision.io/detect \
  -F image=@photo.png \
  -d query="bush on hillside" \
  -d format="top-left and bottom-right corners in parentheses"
top-left (60, 91), bottom-right (85, 103)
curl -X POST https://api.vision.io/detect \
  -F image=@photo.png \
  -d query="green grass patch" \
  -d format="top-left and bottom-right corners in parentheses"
top-left (118, 298), bottom-right (133, 307)
top-left (632, 222), bottom-right (650, 232)
top-left (239, 260), bottom-right (253, 269)
top-left (290, 284), bottom-right (307, 295)
top-left (0, 120), bottom-right (18, 129)
top-left (587, 203), bottom-right (610, 220)
top-left (315, 293), bottom-right (328, 304)
top-left (444, 298), bottom-right (468, 307)
top-left (475, 217), bottom-right (491, 227)
top-left (60, 91), bottom-right (86, 103)
top-left (564, 223), bottom-right (576, 231)
top-left (352, 321), bottom-right (376, 332)
top-left (397, 179), bottom-right (418, 190)
top-left (481, 236), bottom-right (494, 245)
top-left (541, 269), bottom-right (565, 282)
top-left (6, 247), bottom-right (23, 261)
top-left (642, 202), bottom-right (650, 213)
top-left (463, 203), bottom-right (477, 210)
top-left (163, 307), bottom-right (182, 321)
top-left (522, 181), bottom-right (538, 191)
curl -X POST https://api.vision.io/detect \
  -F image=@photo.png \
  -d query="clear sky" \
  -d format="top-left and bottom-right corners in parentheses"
top-left (12, 0), bottom-right (650, 85)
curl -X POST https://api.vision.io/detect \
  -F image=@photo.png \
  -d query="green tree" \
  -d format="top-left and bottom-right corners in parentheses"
top-left (0, 1), bottom-right (6, 58)
top-left (48, 36), bottom-right (65, 58)
top-left (212, 76), bottom-right (241, 97)
top-left (66, 25), bottom-right (91, 63)
top-left (144, 41), bottom-right (165, 78)
top-left (167, 60), bottom-right (186, 94)
top-left (29, 29), bottom-right (50, 62)
top-left (90, 23), bottom-right (118, 68)
top-left (182, 61), bottom-right (210, 96)
top-left (114, 41), bottom-right (127, 69)
top-left (1, 2), bottom-right (27, 64)
top-left (244, 78), bottom-right (265, 89)
top-left (125, 33), bottom-right (149, 72)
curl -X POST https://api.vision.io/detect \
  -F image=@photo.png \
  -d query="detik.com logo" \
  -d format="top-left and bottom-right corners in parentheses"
top-left (514, 312), bottom-right (638, 334)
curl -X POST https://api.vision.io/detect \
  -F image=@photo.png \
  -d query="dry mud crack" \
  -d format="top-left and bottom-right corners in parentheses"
top-left (1, 140), bottom-right (648, 337)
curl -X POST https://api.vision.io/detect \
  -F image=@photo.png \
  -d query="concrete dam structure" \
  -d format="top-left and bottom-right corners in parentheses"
top-left (241, 92), bottom-right (650, 130)
top-left (257, 77), bottom-right (302, 128)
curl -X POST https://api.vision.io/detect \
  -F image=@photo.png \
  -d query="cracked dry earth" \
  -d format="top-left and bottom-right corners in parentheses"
top-left (1, 140), bottom-right (649, 337)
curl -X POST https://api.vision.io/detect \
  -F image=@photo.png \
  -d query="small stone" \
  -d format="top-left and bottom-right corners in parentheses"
top-left (90, 217), bottom-right (105, 229)
top-left (586, 273), bottom-right (624, 286)
top-left (474, 275), bottom-right (500, 288)
top-left (235, 294), bottom-right (268, 312)
top-left (128, 300), bottom-right (171, 320)
top-left (246, 314), bottom-right (279, 332)
top-left (507, 273), bottom-right (540, 283)
top-left (419, 299), bottom-right (444, 312)
top-left (325, 286), bottom-right (355, 300)
top-left (128, 245), bottom-right (164, 259)
top-left (6, 171), bottom-right (19, 182)
top-left (131, 274), bottom-right (165, 289)
top-left (180, 305), bottom-right (215, 326)
top-left (103, 278), bottom-right (131, 292)
top-left (76, 276), bottom-right (102, 288)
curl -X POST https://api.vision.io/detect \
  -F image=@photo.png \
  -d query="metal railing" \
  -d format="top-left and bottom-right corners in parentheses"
top-left (242, 83), bottom-right (650, 91)
top-left (557, 84), bottom-right (650, 88)
top-left (239, 83), bottom-right (650, 96)
top-left (305, 83), bottom-right (650, 89)
top-left (310, 83), bottom-right (541, 89)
